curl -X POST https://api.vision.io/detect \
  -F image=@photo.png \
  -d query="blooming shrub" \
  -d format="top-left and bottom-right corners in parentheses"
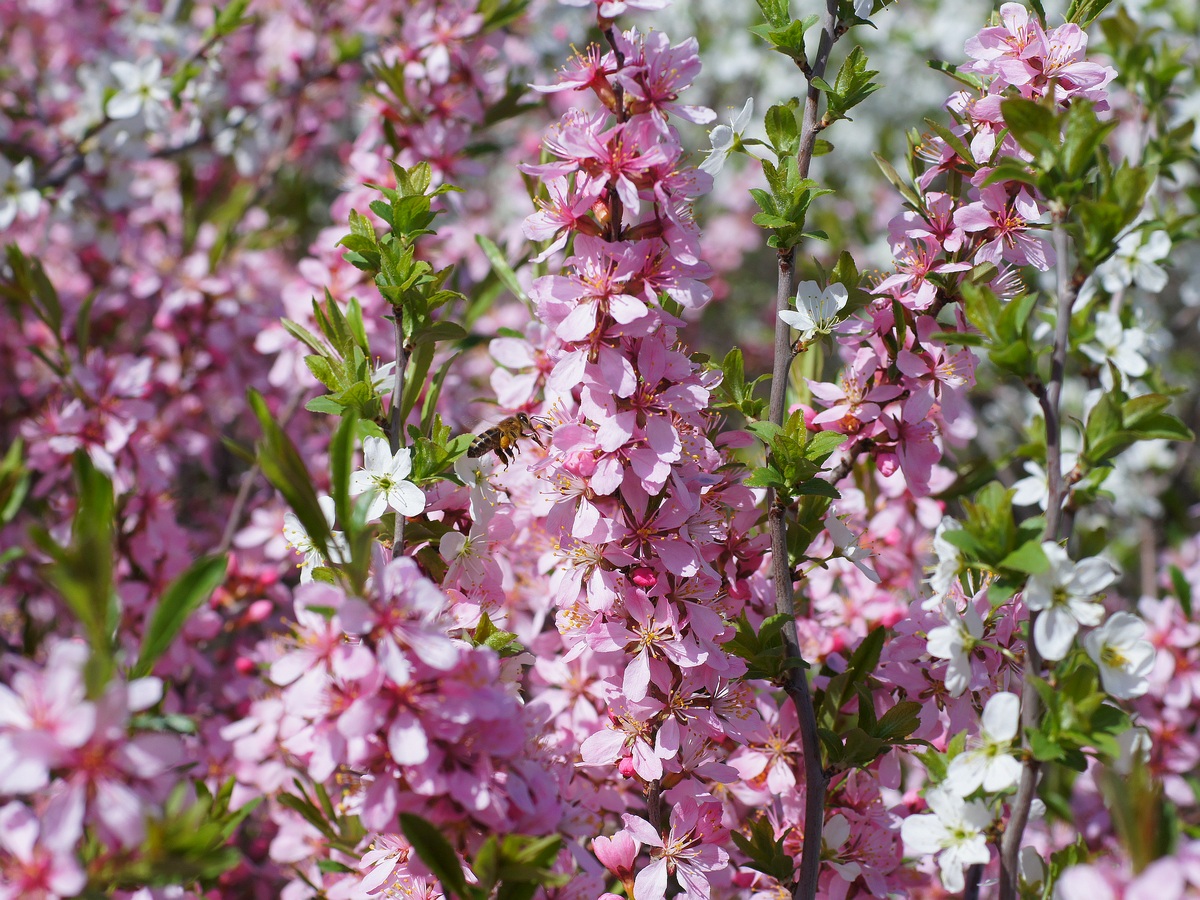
top-left (1, 1), bottom-right (1198, 899)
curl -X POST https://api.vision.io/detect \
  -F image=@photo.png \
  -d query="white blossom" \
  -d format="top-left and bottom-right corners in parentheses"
top-left (0, 158), bottom-right (42, 231)
top-left (1084, 612), bottom-right (1155, 699)
top-left (1024, 543), bottom-right (1118, 661)
top-left (282, 495), bottom-right (349, 583)
top-left (1080, 310), bottom-right (1148, 390)
top-left (106, 57), bottom-right (171, 126)
top-left (925, 517), bottom-right (965, 609)
top-left (944, 692), bottom-right (1022, 796)
top-left (1113, 725), bottom-right (1152, 775)
top-left (1011, 448), bottom-right (1079, 510)
top-left (824, 513), bottom-right (881, 584)
top-left (779, 281), bottom-right (849, 342)
top-left (854, 0), bottom-right (874, 17)
top-left (698, 98), bottom-right (753, 176)
top-left (1096, 229), bottom-right (1170, 294)
top-left (900, 787), bottom-right (992, 892)
top-left (926, 599), bottom-right (983, 697)
top-left (350, 436), bottom-right (426, 520)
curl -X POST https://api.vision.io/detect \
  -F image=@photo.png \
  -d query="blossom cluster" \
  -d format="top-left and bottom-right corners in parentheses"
top-left (507, 23), bottom-right (777, 897)
top-left (224, 552), bottom-right (566, 897)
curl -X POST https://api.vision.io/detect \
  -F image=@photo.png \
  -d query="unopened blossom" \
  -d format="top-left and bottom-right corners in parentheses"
top-left (926, 599), bottom-right (984, 697)
top-left (1097, 229), bottom-right (1171, 294)
top-left (1085, 612), bottom-right (1155, 699)
top-left (779, 281), bottom-right (848, 343)
top-left (106, 57), bottom-right (171, 125)
top-left (900, 787), bottom-right (992, 892)
top-left (0, 158), bottom-right (41, 231)
top-left (1024, 543), bottom-right (1118, 661)
top-left (698, 99), bottom-right (753, 176)
top-left (350, 436), bottom-right (426, 520)
top-left (593, 831), bottom-right (639, 883)
top-left (944, 691), bottom-right (1021, 796)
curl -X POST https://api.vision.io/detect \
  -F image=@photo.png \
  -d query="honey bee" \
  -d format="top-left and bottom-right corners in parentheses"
top-left (467, 412), bottom-right (545, 466)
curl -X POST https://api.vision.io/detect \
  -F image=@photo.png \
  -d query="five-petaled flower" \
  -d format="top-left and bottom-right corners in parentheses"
top-left (779, 280), bottom-right (849, 343)
top-left (1024, 543), bottom-right (1118, 661)
top-left (350, 436), bottom-right (427, 520)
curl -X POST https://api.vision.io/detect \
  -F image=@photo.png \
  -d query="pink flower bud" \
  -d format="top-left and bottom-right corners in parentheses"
top-left (631, 567), bottom-right (657, 588)
top-left (593, 831), bottom-right (638, 878)
top-left (562, 450), bottom-right (597, 477)
top-left (245, 599), bottom-right (274, 623)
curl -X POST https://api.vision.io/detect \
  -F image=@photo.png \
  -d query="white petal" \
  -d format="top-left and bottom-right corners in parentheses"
top-left (388, 481), bottom-right (426, 517)
top-left (105, 93), bottom-right (142, 119)
top-left (901, 813), bottom-right (948, 855)
top-left (981, 692), bottom-right (1020, 742)
top-left (362, 436), bottom-right (391, 473)
top-left (1034, 605), bottom-right (1078, 660)
top-left (981, 754), bottom-right (1022, 793)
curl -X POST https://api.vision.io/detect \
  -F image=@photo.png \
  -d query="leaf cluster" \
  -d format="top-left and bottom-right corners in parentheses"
top-left (400, 813), bottom-right (566, 900)
top-left (278, 778), bottom-right (365, 861)
top-left (339, 163), bottom-right (465, 344)
top-left (1025, 663), bottom-right (1131, 771)
top-left (936, 482), bottom-right (1047, 606)
top-left (811, 629), bottom-right (924, 773)
top-left (725, 613), bottom-right (811, 683)
top-left (744, 412), bottom-right (846, 502)
top-left (84, 779), bottom-right (261, 894)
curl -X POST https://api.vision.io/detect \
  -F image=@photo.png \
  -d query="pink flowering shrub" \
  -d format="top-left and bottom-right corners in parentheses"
top-left (1, 0), bottom-right (1198, 899)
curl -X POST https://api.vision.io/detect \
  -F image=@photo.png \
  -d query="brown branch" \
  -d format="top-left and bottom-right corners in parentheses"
top-left (998, 217), bottom-right (1075, 899)
top-left (766, 3), bottom-right (841, 899)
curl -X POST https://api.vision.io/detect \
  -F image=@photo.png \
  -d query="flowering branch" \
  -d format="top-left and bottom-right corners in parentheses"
top-left (766, 3), bottom-right (841, 899)
top-left (998, 214), bottom-right (1077, 899)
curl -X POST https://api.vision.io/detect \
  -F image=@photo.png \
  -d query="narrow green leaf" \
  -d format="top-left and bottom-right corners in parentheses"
top-left (400, 813), bottom-right (474, 899)
top-left (134, 555), bottom-right (228, 678)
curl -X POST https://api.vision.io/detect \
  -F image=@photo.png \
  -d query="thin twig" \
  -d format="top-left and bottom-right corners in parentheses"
top-left (999, 217), bottom-right (1075, 899)
top-left (389, 313), bottom-right (408, 555)
top-left (766, 3), bottom-right (841, 899)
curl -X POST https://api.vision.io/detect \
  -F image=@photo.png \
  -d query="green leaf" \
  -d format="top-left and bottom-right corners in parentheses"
top-left (926, 59), bottom-right (986, 92)
top-left (400, 813), bottom-right (475, 900)
top-left (1067, 0), bottom-right (1115, 26)
top-left (1000, 97), bottom-right (1060, 166)
top-left (249, 389), bottom-right (332, 560)
top-left (873, 700), bottom-right (922, 743)
top-left (729, 816), bottom-right (795, 883)
top-left (999, 540), bottom-right (1049, 575)
top-left (765, 104), bottom-right (800, 157)
top-left (1169, 565), bottom-right (1192, 619)
top-left (134, 555), bottom-right (228, 678)
top-left (872, 153), bottom-right (923, 212)
top-left (476, 235), bottom-right (531, 307)
top-left (31, 454), bottom-right (116, 696)
top-left (0, 438), bottom-right (30, 526)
